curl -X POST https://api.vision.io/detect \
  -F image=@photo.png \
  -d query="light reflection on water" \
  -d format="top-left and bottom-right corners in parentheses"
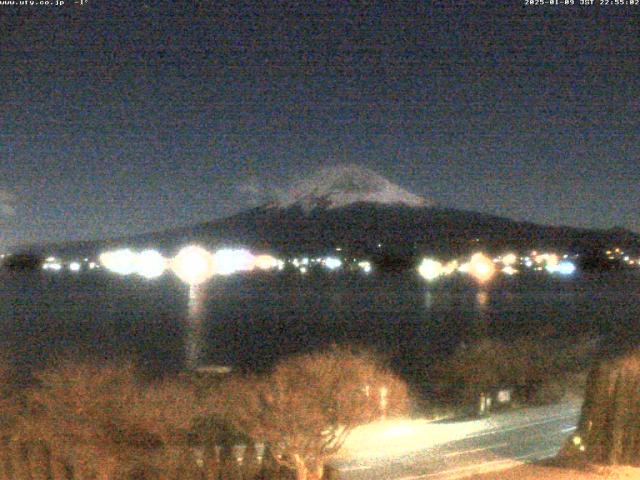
top-left (186, 284), bottom-right (206, 370)
top-left (0, 271), bottom-right (639, 374)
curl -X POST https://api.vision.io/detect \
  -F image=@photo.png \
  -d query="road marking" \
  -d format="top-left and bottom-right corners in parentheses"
top-left (442, 442), bottom-right (509, 458)
top-left (561, 426), bottom-right (577, 433)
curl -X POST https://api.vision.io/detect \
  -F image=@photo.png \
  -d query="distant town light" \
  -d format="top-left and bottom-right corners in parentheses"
top-left (502, 253), bottom-right (517, 266)
top-left (171, 245), bottom-right (216, 286)
top-left (502, 266), bottom-right (518, 275)
top-left (556, 261), bottom-right (576, 275)
top-left (323, 257), bottom-right (342, 270)
top-left (69, 262), bottom-right (81, 272)
top-left (99, 249), bottom-right (138, 276)
top-left (418, 258), bottom-right (443, 282)
top-left (358, 260), bottom-right (372, 274)
top-left (212, 248), bottom-right (255, 275)
top-left (468, 253), bottom-right (496, 284)
top-left (135, 249), bottom-right (166, 279)
top-left (254, 254), bottom-right (280, 270)
top-left (442, 260), bottom-right (459, 275)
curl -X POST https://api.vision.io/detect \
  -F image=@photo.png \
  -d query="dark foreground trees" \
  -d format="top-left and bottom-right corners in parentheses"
top-left (434, 337), bottom-right (569, 408)
top-left (0, 347), bottom-right (410, 480)
top-left (205, 347), bottom-right (410, 480)
top-left (577, 340), bottom-right (640, 465)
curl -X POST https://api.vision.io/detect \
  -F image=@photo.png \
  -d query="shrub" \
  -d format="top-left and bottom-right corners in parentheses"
top-left (207, 346), bottom-right (410, 480)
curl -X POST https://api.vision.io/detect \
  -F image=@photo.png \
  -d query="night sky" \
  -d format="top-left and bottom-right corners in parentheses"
top-left (1, 1), bottom-right (639, 249)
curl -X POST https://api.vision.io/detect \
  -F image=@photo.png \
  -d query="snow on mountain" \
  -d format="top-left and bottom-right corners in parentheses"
top-left (269, 164), bottom-right (429, 212)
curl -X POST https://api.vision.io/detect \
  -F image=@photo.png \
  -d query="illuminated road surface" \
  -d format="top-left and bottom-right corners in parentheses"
top-left (333, 400), bottom-right (581, 480)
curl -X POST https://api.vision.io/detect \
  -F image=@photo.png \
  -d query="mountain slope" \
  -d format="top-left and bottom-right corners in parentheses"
top-left (19, 165), bottom-right (640, 260)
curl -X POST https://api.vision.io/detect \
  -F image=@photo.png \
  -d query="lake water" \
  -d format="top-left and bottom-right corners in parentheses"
top-left (1, 269), bottom-right (639, 379)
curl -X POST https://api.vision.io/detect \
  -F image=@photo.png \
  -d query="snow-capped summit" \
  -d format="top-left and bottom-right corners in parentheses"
top-left (270, 164), bottom-right (429, 212)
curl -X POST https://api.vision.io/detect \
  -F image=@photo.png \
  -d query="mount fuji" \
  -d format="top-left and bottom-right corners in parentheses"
top-left (268, 164), bottom-right (429, 212)
top-left (24, 165), bottom-right (640, 266)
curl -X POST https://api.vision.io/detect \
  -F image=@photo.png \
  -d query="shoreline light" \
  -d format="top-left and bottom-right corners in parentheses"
top-left (358, 260), bottom-right (372, 274)
top-left (135, 249), bottom-right (167, 279)
top-left (212, 248), bottom-right (255, 275)
top-left (323, 257), bottom-right (342, 270)
top-left (468, 253), bottom-right (496, 284)
top-left (171, 245), bottom-right (216, 286)
top-left (99, 249), bottom-right (138, 276)
top-left (418, 258), bottom-right (443, 282)
top-left (254, 254), bottom-right (280, 270)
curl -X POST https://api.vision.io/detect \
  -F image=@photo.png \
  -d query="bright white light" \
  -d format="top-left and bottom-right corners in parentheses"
top-left (556, 261), bottom-right (576, 275)
top-left (468, 253), bottom-right (496, 284)
top-left (524, 259), bottom-right (533, 268)
top-left (458, 262), bottom-right (470, 273)
top-left (171, 245), bottom-right (216, 286)
top-left (212, 249), bottom-right (255, 275)
top-left (417, 259), bottom-right (443, 282)
top-left (69, 262), bottom-right (81, 272)
top-left (45, 256), bottom-right (57, 263)
top-left (135, 249), bottom-right (166, 279)
top-left (358, 261), bottom-right (372, 274)
top-left (324, 257), bottom-right (342, 270)
top-left (442, 260), bottom-right (459, 275)
top-left (43, 262), bottom-right (62, 271)
top-left (254, 254), bottom-right (280, 270)
top-left (502, 253), bottom-right (517, 266)
top-left (502, 266), bottom-right (518, 275)
top-left (300, 266), bottom-right (308, 274)
top-left (99, 249), bottom-right (138, 276)
top-left (88, 262), bottom-right (97, 270)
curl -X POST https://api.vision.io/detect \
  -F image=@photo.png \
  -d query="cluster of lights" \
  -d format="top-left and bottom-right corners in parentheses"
top-left (43, 256), bottom-right (99, 273)
top-left (323, 256), bottom-right (342, 270)
top-left (45, 246), bottom-right (376, 280)
top-left (99, 246), bottom-right (283, 285)
top-left (287, 255), bottom-right (372, 274)
top-left (418, 250), bottom-right (578, 284)
top-left (606, 248), bottom-right (640, 267)
top-left (358, 260), bottom-right (372, 274)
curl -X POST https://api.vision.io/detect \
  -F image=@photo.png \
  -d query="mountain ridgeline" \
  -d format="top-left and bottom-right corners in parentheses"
top-left (19, 165), bottom-right (640, 268)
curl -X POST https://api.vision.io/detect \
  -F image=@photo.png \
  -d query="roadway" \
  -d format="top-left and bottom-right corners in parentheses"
top-left (332, 400), bottom-right (581, 480)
